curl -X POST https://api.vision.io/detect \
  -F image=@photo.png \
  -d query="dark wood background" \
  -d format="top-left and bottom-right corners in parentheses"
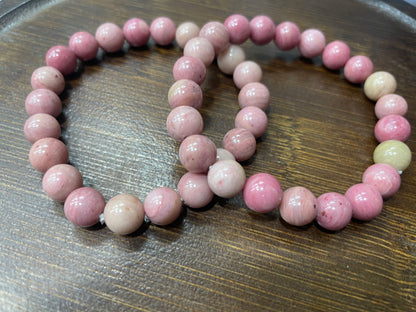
top-left (1, 0), bottom-right (415, 311)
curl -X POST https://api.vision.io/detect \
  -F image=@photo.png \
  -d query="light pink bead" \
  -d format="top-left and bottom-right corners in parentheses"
top-left (69, 31), bottom-right (99, 61)
top-left (279, 186), bottom-right (317, 226)
top-left (24, 113), bottom-right (61, 143)
top-left (144, 187), bottom-right (182, 226)
top-left (207, 160), bottom-right (246, 198)
top-left (29, 137), bottom-right (68, 173)
top-left (344, 55), bottom-right (373, 84)
top-left (298, 29), bottom-right (326, 58)
top-left (42, 164), bottom-right (83, 202)
top-left (243, 173), bottom-right (283, 213)
top-left (179, 134), bottom-right (217, 173)
top-left (150, 17), bottom-right (176, 46)
top-left (176, 22), bottom-right (200, 49)
top-left (216, 148), bottom-right (235, 162)
top-left (375, 94), bottom-right (408, 119)
top-left (123, 18), bottom-right (150, 47)
top-left (362, 163), bottom-right (401, 198)
top-left (178, 172), bottom-right (214, 209)
top-left (166, 106), bottom-right (203, 141)
top-left (345, 183), bottom-right (383, 221)
top-left (31, 66), bottom-right (65, 95)
top-left (95, 22), bottom-right (125, 53)
top-left (375, 114), bottom-right (411, 142)
top-left (184, 37), bottom-right (215, 66)
top-left (274, 21), bottom-right (300, 51)
top-left (316, 192), bottom-right (352, 231)
top-left (25, 89), bottom-right (62, 117)
top-left (217, 44), bottom-right (246, 75)
top-left (224, 14), bottom-right (250, 44)
top-left (322, 40), bottom-right (351, 70)
top-left (233, 61), bottom-right (263, 89)
top-left (173, 56), bottom-right (206, 85)
top-left (235, 106), bottom-right (268, 138)
top-left (249, 15), bottom-right (275, 45)
top-left (199, 21), bottom-right (230, 55)
top-left (168, 79), bottom-right (203, 109)
top-left (223, 128), bottom-right (256, 162)
top-left (45, 45), bottom-right (77, 76)
top-left (64, 187), bottom-right (106, 227)
top-left (238, 82), bottom-right (270, 110)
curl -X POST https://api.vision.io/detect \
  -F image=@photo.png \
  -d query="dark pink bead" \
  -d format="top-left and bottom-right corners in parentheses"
top-left (150, 17), bottom-right (176, 46)
top-left (235, 106), bottom-right (268, 138)
top-left (274, 21), bottom-right (300, 51)
top-left (179, 134), bottom-right (217, 173)
top-left (45, 45), bottom-right (78, 76)
top-left (344, 55), bottom-right (373, 84)
top-left (168, 79), bottom-right (203, 109)
top-left (199, 21), bottom-right (230, 55)
top-left (279, 186), bottom-right (317, 226)
top-left (123, 18), bottom-right (150, 47)
top-left (24, 113), bottom-right (61, 143)
top-left (345, 183), bottom-right (383, 221)
top-left (362, 163), bottom-right (401, 198)
top-left (31, 66), bottom-right (65, 95)
top-left (375, 114), bottom-right (411, 142)
top-left (316, 192), bottom-right (352, 231)
top-left (249, 15), bottom-right (275, 45)
top-left (42, 164), bottom-right (83, 202)
top-left (29, 137), bottom-right (68, 173)
top-left (224, 14), bottom-right (250, 44)
top-left (25, 89), bottom-right (62, 117)
top-left (322, 40), bottom-right (351, 70)
top-left (178, 172), bottom-right (214, 209)
top-left (375, 94), bottom-right (408, 119)
top-left (144, 187), bottom-right (182, 226)
top-left (95, 22), bottom-right (125, 53)
top-left (69, 31), bottom-right (99, 61)
top-left (222, 128), bottom-right (256, 162)
top-left (173, 56), bottom-right (206, 85)
top-left (298, 29), bottom-right (326, 58)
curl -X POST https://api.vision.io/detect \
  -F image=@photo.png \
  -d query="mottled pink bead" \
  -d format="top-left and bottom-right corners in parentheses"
top-left (243, 173), bottom-right (283, 213)
top-left (235, 106), bottom-right (268, 138)
top-left (45, 45), bottom-right (77, 76)
top-left (42, 164), bottom-right (83, 202)
top-left (298, 29), bottom-right (326, 58)
top-left (25, 89), bottom-right (62, 117)
top-left (178, 172), bottom-right (214, 209)
top-left (69, 31), bottom-right (99, 61)
top-left (274, 21), bottom-right (300, 51)
top-left (199, 21), bottom-right (230, 55)
top-left (168, 79), bottom-right (203, 109)
top-left (29, 137), bottom-right (68, 173)
top-left (184, 37), bottom-right (215, 66)
top-left (150, 17), bottom-right (176, 46)
top-left (207, 160), bottom-right (246, 198)
top-left (144, 187), bottom-right (182, 226)
top-left (31, 66), bottom-right (65, 95)
top-left (362, 163), bottom-right (401, 198)
top-left (95, 22), bottom-right (125, 53)
top-left (179, 134), bottom-right (217, 173)
top-left (224, 14), bottom-right (250, 44)
top-left (375, 114), bottom-right (411, 142)
top-left (166, 106), bottom-right (203, 141)
top-left (322, 40), bottom-right (351, 70)
top-left (24, 113), bottom-right (61, 143)
top-left (345, 183), bottom-right (383, 221)
top-left (316, 192), bottom-right (352, 231)
top-left (233, 61), bottom-right (263, 89)
top-left (375, 94), bottom-right (408, 119)
top-left (64, 187), bottom-right (105, 227)
top-left (217, 44), bottom-right (246, 75)
top-left (344, 55), bottom-right (373, 84)
top-left (223, 128), bottom-right (256, 162)
top-left (249, 15), bottom-right (275, 45)
top-left (279, 186), bottom-right (317, 226)
top-left (123, 18), bottom-right (150, 47)
top-left (238, 82), bottom-right (270, 110)
top-left (176, 22), bottom-right (200, 49)
top-left (173, 56), bottom-right (206, 85)
top-left (216, 148), bottom-right (235, 162)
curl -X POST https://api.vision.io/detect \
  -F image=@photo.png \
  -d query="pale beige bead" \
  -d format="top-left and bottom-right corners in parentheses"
top-left (217, 44), bottom-right (246, 75)
top-left (373, 140), bottom-right (411, 173)
top-left (364, 71), bottom-right (397, 101)
top-left (176, 22), bottom-right (200, 49)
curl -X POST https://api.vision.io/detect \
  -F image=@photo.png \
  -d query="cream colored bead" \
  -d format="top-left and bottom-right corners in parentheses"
top-left (364, 71), bottom-right (397, 101)
top-left (373, 140), bottom-right (412, 173)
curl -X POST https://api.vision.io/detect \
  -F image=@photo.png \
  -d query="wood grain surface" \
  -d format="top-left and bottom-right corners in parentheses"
top-left (0, 0), bottom-right (415, 311)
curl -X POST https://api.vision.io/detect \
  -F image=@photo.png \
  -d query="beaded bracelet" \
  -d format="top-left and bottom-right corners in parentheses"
top-left (24, 14), bottom-right (412, 235)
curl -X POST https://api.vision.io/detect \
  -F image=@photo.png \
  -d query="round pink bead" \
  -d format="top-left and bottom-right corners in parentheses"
top-left (217, 44), bottom-right (246, 75)
top-left (279, 186), bottom-right (317, 226)
top-left (95, 22), bottom-right (125, 53)
top-left (24, 113), bottom-right (61, 143)
top-left (45, 45), bottom-right (77, 76)
top-left (64, 187), bottom-right (105, 227)
top-left (29, 137), bottom-right (68, 173)
top-left (344, 55), bottom-right (374, 84)
top-left (243, 173), bottom-right (283, 213)
top-left (238, 82), bottom-right (270, 110)
top-left (123, 18), bottom-right (150, 47)
top-left (362, 163), bottom-right (401, 198)
top-left (249, 15), bottom-right (275, 45)
top-left (168, 79), bottom-right (203, 109)
top-left (178, 172), bottom-right (214, 209)
top-left (322, 40), bottom-right (351, 70)
top-left (375, 94), bottom-right (408, 119)
top-left (144, 187), bottom-right (182, 226)
top-left (316, 192), bottom-right (352, 231)
top-left (298, 29), bottom-right (326, 58)
top-left (184, 37), bottom-right (215, 66)
top-left (223, 128), bottom-right (256, 162)
top-left (235, 106), bottom-right (268, 138)
top-left (25, 89), bottom-right (62, 117)
top-left (179, 134), bottom-right (217, 173)
top-left (173, 56), bottom-right (206, 85)
top-left (69, 31), bottom-right (99, 61)
top-left (176, 22), bottom-right (200, 49)
top-left (233, 61), bottom-right (263, 89)
top-left (31, 66), bottom-right (65, 95)
top-left (199, 21), bottom-right (230, 55)
top-left (345, 183), bottom-right (383, 221)
top-left (274, 21), bottom-right (301, 51)
top-left (216, 148), bottom-right (235, 162)
top-left (375, 114), bottom-right (411, 142)
top-left (42, 164), bottom-right (83, 202)
top-left (207, 160), bottom-right (246, 198)
top-left (150, 17), bottom-right (176, 46)
top-left (224, 14), bottom-right (250, 44)
top-left (166, 106), bottom-right (203, 141)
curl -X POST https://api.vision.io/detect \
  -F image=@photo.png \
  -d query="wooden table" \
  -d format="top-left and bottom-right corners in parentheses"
top-left (1, 0), bottom-right (415, 311)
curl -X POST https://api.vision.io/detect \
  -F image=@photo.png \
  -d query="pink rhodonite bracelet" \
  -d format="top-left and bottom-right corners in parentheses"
top-left (24, 15), bottom-right (412, 235)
